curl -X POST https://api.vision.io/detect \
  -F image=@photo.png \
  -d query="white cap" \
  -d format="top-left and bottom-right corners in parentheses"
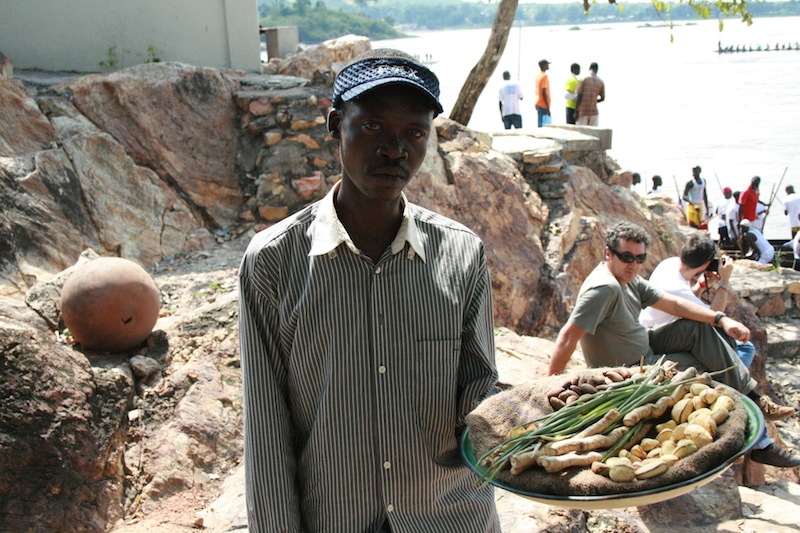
top-left (740, 219), bottom-right (752, 227)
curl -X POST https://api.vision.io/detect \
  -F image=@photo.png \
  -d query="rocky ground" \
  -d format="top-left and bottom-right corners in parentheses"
top-left (107, 235), bottom-right (800, 532)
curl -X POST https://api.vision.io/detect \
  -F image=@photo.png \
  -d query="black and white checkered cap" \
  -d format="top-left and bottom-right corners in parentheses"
top-left (332, 48), bottom-right (443, 116)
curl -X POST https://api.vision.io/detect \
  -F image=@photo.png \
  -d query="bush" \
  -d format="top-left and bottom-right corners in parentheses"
top-left (260, 3), bottom-right (403, 44)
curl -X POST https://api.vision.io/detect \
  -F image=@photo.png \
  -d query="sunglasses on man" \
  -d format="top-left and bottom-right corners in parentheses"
top-left (609, 247), bottom-right (647, 264)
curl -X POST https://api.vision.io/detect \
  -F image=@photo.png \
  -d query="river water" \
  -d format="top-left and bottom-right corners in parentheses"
top-left (375, 16), bottom-right (800, 240)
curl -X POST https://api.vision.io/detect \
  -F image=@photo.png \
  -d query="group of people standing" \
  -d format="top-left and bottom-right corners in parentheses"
top-left (637, 166), bottom-right (800, 266)
top-left (683, 169), bottom-right (800, 264)
top-left (498, 60), bottom-right (605, 130)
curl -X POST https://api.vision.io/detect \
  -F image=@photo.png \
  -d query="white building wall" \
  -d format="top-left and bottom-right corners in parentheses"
top-left (0, 0), bottom-right (261, 72)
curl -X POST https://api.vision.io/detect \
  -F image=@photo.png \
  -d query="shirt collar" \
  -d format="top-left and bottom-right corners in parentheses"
top-left (308, 181), bottom-right (426, 262)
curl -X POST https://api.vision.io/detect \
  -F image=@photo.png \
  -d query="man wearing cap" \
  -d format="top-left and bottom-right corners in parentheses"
top-left (239, 48), bottom-right (500, 532)
top-left (739, 218), bottom-right (775, 264)
top-left (575, 62), bottom-right (604, 126)
top-left (535, 58), bottom-right (551, 127)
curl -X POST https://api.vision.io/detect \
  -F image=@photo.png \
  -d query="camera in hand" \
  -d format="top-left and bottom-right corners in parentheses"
top-left (707, 258), bottom-right (719, 272)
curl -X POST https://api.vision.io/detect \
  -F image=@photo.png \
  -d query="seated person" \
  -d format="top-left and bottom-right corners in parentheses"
top-left (786, 230), bottom-right (800, 261)
top-left (639, 236), bottom-right (755, 366)
top-left (548, 221), bottom-right (798, 467)
top-left (740, 219), bottom-right (775, 265)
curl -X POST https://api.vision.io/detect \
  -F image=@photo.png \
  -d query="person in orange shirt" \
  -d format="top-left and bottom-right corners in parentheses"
top-left (535, 58), bottom-right (551, 127)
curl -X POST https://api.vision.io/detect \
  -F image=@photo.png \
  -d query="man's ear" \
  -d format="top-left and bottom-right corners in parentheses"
top-left (327, 109), bottom-right (341, 139)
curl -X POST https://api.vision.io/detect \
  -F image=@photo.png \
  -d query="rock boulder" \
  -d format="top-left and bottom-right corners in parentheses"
top-left (57, 62), bottom-right (243, 228)
top-left (0, 303), bottom-right (133, 532)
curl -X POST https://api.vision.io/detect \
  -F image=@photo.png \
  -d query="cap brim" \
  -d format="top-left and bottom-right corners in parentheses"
top-left (341, 77), bottom-right (444, 115)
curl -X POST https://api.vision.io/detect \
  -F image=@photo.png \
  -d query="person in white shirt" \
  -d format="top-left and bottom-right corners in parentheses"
top-left (783, 230), bottom-right (800, 262)
top-left (640, 237), bottom-right (732, 329)
top-left (647, 175), bottom-right (663, 195)
top-left (498, 70), bottom-right (523, 129)
top-left (630, 172), bottom-right (641, 195)
top-left (716, 186), bottom-right (734, 245)
top-left (639, 235), bottom-right (797, 466)
top-left (725, 190), bottom-right (741, 242)
top-left (740, 219), bottom-right (775, 264)
top-left (639, 236), bottom-right (756, 365)
top-left (783, 185), bottom-right (800, 237)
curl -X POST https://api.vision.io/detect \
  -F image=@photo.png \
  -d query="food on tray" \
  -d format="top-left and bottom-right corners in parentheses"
top-left (470, 358), bottom-right (745, 492)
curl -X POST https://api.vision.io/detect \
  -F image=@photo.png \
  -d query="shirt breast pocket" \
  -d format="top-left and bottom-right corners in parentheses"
top-left (413, 338), bottom-right (461, 455)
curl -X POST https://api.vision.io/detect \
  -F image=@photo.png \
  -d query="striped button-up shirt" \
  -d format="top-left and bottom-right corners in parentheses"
top-left (238, 183), bottom-right (500, 533)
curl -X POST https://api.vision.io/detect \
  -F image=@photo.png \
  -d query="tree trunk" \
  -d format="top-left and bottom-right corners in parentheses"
top-left (449, 0), bottom-right (519, 126)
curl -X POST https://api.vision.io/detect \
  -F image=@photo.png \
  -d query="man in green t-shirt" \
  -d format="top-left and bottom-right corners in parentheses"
top-left (564, 63), bottom-right (580, 124)
top-left (548, 221), bottom-right (751, 383)
top-left (547, 221), bottom-right (799, 467)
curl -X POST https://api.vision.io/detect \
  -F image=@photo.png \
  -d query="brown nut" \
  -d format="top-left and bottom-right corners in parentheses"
top-left (558, 390), bottom-right (575, 402)
top-left (549, 396), bottom-right (567, 411)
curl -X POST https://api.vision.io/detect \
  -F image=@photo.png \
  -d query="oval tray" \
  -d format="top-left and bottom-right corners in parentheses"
top-left (461, 390), bottom-right (765, 510)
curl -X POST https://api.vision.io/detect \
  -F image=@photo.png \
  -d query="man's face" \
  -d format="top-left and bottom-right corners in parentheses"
top-left (328, 84), bottom-right (433, 204)
top-left (605, 239), bottom-right (647, 285)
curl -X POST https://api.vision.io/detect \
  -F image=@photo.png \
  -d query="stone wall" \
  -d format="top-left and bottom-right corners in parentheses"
top-left (733, 263), bottom-right (800, 316)
top-left (232, 78), bottom-right (337, 226)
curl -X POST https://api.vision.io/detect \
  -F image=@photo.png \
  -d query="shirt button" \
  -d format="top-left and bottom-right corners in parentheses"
top-left (387, 504), bottom-right (395, 513)
top-left (383, 461), bottom-right (391, 470)
top-left (375, 266), bottom-right (382, 274)
top-left (378, 365), bottom-right (387, 374)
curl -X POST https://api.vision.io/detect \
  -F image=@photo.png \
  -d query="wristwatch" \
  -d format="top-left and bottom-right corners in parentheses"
top-left (713, 312), bottom-right (726, 326)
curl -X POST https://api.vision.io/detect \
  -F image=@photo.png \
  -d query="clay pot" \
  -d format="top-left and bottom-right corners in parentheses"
top-left (61, 257), bottom-right (161, 352)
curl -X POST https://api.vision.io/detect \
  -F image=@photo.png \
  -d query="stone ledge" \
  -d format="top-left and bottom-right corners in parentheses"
top-left (490, 128), bottom-right (606, 153)
top-left (763, 316), bottom-right (800, 357)
top-left (546, 124), bottom-right (612, 150)
top-left (730, 264), bottom-right (800, 296)
top-left (235, 74), bottom-right (309, 90)
top-left (489, 133), bottom-right (562, 156)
